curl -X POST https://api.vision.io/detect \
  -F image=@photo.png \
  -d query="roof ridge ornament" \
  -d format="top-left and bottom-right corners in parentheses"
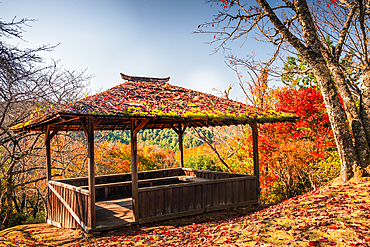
top-left (120, 73), bottom-right (170, 83)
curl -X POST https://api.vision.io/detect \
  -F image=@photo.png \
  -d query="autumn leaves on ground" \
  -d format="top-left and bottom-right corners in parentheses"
top-left (1, 177), bottom-right (369, 247)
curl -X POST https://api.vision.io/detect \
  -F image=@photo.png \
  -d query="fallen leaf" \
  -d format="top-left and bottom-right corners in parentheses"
top-left (319, 237), bottom-right (329, 242)
top-left (328, 225), bottom-right (339, 229)
top-left (309, 240), bottom-right (320, 246)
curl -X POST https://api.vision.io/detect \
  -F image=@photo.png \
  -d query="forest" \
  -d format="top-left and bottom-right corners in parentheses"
top-left (1, 1), bottom-right (370, 243)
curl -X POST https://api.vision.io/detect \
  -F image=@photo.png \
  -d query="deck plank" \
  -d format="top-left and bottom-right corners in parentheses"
top-left (95, 198), bottom-right (134, 230)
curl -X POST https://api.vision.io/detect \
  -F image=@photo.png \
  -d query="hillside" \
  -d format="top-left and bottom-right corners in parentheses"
top-left (1, 177), bottom-right (369, 246)
top-left (97, 128), bottom-right (213, 150)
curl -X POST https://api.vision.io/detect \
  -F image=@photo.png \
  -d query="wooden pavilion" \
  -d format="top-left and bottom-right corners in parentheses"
top-left (11, 73), bottom-right (297, 233)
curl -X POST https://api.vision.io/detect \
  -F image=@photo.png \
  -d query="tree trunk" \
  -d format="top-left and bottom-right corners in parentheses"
top-left (0, 192), bottom-right (6, 229)
top-left (293, 0), bottom-right (360, 181)
top-left (360, 68), bottom-right (370, 174)
top-left (327, 60), bottom-right (370, 169)
top-left (256, 0), bottom-right (361, 181)
top-left (361, 68), bottom-right (370, 142)
top-left (309, 60), bottom-right (359, 181)
top-left (2, 172), bottom-right (14, 229)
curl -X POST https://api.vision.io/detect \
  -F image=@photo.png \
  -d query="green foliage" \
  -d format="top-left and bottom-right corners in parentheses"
top-left (308, 151), bottom-right (341, 188)
top-left (282, 55), bottom-right (318, 89)
top-left (185, 154), bottom-right (223, 171)
top-left (282, 38), bottom-right (361, 92)
top-left (21, 211), bottom-right (45, 225)
top-left (263, 151), bottom-right (340, 205)
top-left (99, 128), bottom-right (212, 150)
top-left (2, 210), bottom-right (45, 228)
top-left (261, 180), bottom-right (286, 205)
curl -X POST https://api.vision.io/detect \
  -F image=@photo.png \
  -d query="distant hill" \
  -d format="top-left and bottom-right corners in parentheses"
top-left (98, 128), bottom-right (213, 150)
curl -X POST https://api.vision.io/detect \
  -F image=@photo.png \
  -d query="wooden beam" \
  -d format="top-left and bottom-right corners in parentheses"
top-left (249, 122), bottom-right (260, 204)
top-left (181, 123), bottom-right (189, 134)
top-left (93, 118), bottom-right (102, 129)
top-left (179, 130), bottom-right (184, 168)
top-left (121, 125), bottom-right (129, 132)
top-left (172, 123), bottom-right (188, 168)
top-left (46, 130), bottom-right (52, 182)
top-left (44, 125), bottom-right (60, 144)
top-left (120, 73), bottom-right (170, 83)
top-left (80, 118), bottom-right (88, 137)
top-left (44, 125), bottom-right (61, 181)
top-left (87, 117), bottom-right (96, 229)
top-left (48, 117), bottom-right (80, 128)
top-left (132, 119), bottom-right (150, 136)
top-left (131, 119), bottom-right (139, 222)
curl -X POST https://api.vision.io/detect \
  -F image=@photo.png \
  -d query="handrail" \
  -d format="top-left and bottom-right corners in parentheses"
top-left (49, 180), bottom-right (90, 196)
top-left (79, 175), bottom-right (186, 189)
top-left (137, 175), bottom-right (257, 192)
top-left (48, 183), bottom-right (89, 231)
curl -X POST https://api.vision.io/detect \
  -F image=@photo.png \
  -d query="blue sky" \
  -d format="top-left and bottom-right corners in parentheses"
top-left (2, 0), bottom-right (276, 102)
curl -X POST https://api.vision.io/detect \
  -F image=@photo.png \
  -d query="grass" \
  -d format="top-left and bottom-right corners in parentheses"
top-left (1, 177), bottom-right (369, 246)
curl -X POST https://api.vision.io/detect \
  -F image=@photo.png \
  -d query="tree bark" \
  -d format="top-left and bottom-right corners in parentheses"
top-left (327, 60), bottom-right (370, 169)
top-left (293, 0), bottom-right (358, 181)
top-left (361, 68), bottom-right (370, 144)
top-left (309, 60), bottom-right (358, 181)
top-left (2, 171), bottom-right (14, 229)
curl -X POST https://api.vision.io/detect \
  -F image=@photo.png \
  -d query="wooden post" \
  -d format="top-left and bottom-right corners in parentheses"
top-left (172, 123), bottom-right (188, 168)
top-left (250, 122), bottom-right (260, 204)
top-left (45, 127), bottom-right (52, 182)
top-left (87, 117), bottom-right (96, 229)
top-left (45, 127), bottom-right (51, 223)
top-left (44, 125), bottom-right (60, 224)
top-left (179, 130), bottom-right (184, 168)
top-left (44, 125), bottom-right (60, 181)
top-left (131, 119), bottom-right (139, 221)
top-left (130, 119), bottom-right (149, 222)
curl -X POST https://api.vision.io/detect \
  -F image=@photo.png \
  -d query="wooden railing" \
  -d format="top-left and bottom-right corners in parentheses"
top-left (47, 181), bottom-right (91, 231)
top-left (57, 168), bottom-right (186, 187)
top-left (48, 168), bottom-right (258, 230)
top-left (202, 176), bottom-right (258, 210)
top-left (182, 168), bottom-right (244, 180)
top-left (137, 174), bottom-right (258, 224)
top-left (81, 176), bottom-right (188, 202)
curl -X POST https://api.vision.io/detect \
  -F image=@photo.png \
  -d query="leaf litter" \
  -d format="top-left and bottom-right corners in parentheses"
top-left (1, 177), bottom-right (370, 246)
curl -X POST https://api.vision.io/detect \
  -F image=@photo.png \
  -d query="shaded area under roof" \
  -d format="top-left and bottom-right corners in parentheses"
top-left (11, 74), bottom-right (298, 132)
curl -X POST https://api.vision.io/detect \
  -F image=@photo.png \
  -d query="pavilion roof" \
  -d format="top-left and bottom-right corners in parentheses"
top-left (11, 74), bottom-right (298, 132)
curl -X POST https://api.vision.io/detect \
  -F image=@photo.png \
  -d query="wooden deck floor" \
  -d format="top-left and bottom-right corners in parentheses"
top-left (95, 198), bottom-right (135, 231)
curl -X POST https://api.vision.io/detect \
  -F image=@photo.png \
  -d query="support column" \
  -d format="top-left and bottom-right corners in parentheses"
top-left (250, 122), bottom-right (260, 204)
top-left (172, 123), bottom-right (188, 168)
top-left (45, 127), bottom-right (51, 223)
top-left (45, 127), bottom-right (52, 182)
top-left (44, 125), bottom-right (60, 223)
top-left (179, 130), bottom-right (184, 168)
top-left (130, 119), bottom-right (149, 222)
top-left (87, 117), bottom-right (96, 229)
top-left (131, 119), bottom-right (139, 221)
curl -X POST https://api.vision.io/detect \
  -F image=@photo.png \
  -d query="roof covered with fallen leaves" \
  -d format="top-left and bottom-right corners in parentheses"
top-left (11, 74), bottom-right (298, 132)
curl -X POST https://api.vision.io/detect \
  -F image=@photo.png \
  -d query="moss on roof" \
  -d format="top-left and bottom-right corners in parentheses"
top-left (11, 78), bottom-right (298, 131)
